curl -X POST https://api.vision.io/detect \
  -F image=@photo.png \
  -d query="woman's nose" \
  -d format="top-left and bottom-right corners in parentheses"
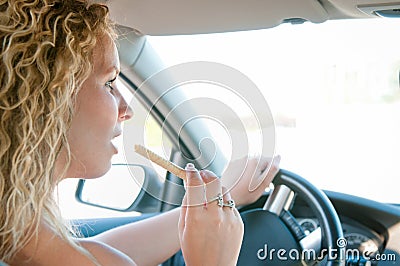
top-left (118, 97), bottom-right (133, 121)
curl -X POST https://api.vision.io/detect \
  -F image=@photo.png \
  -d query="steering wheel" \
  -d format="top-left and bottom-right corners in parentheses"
top-left (237, 169), bottom-right (346, 266)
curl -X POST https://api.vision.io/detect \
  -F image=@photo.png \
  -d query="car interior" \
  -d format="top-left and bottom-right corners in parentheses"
top-left (54, 0), bottom-right (400, 265)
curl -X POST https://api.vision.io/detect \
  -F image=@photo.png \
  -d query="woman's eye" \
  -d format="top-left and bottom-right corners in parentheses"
top-left (105, 77), bottom-right (117, 91)
top-left (105, 81), bottom-right (114, 91)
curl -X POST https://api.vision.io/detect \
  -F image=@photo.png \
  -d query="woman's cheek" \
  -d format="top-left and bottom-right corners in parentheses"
top-left (99, 92), bottom-right (119, 124)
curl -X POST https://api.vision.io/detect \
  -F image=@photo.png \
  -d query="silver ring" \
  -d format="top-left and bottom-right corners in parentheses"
top-left (222, 199), bottom-right (235, 208)
top-left (209, 193), bottom-right (223, 206)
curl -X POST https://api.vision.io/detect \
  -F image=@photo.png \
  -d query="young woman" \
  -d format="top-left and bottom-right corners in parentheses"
top-left (0, 1), bottom-right (279, 265)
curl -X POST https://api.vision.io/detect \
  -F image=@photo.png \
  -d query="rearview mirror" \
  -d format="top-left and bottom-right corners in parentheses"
top-left (75, 164), bottom-right (162, 213)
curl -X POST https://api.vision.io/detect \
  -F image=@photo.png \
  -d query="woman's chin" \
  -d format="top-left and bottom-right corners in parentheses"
top-left (111, 140), bottom-right (119, 154)
top-left (90, 164), bottom-right (112, 179)
top-left (72, 162), bottom-right (112, 179)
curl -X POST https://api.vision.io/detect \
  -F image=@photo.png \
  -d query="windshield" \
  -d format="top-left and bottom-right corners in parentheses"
top-left (148, 18), bottom-right (400, 204)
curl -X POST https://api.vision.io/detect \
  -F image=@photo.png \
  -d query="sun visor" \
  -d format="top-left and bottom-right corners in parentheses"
top-left (358, 3), bottom-right (400, 17)
top-left (106, 0), bottom-right (328, 35)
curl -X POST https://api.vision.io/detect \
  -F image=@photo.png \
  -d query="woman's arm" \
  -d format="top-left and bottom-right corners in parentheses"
top-left (93, 208), bottom-right (181, 266)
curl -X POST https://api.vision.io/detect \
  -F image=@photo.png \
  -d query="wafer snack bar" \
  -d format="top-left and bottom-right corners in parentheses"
top-left (134, 144), bottom-right (187, 181)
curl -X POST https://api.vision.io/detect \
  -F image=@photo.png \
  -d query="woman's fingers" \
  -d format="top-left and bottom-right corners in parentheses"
top-left (221, 186), bottom-right (234, 211)
top-left (183, 163), bottom-right (247, 213)
top-left (248, 155), bottom-right (281, 191)
top-left (221, 187), bottom-right (241, 217)
top-left (185, 163), bottom-right (206, 207)
top-left (259, 155), bottom-right (281, 181)
top-left (200, 170), bottom-right (222, 205)
top-left (179, 194), bottom-right (187, 232)
top-left (263, 155), bottom-right (280, 173)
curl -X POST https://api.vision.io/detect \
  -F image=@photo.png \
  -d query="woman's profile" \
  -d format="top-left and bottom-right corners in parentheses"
top-left (0, 1), bottom-right (279, 265)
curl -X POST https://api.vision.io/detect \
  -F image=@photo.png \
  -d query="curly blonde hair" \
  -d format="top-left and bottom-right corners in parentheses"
top-left (0, 0), bottom-right (115, 262)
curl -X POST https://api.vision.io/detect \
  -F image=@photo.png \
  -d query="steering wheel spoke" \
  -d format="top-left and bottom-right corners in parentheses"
top-left (300, 227), bottom-right (322, 253)
top-left (263, 184), bottom-right (295, 215)
top-left (299, 227), bottom-right (322, 265)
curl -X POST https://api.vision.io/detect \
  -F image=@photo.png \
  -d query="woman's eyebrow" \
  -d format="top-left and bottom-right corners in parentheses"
top-left (106, 66), bottom-right (120, 76)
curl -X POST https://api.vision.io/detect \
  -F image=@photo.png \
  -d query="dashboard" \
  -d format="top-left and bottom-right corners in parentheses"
top-left (292, 191), bottom-right (400, 265)
top-left (297, 217), bottom-right (383, 261)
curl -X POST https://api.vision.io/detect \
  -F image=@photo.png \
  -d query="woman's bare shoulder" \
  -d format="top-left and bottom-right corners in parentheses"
top-left (11, 232), bottom-right (136, 266)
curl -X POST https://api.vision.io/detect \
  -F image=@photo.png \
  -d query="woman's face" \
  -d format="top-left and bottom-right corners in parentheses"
top-left (58, 34), bottom-right (133, 179)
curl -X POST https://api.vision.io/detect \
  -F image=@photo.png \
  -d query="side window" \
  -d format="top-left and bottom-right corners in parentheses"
top-left (57, 80), bottom-right (172, 219)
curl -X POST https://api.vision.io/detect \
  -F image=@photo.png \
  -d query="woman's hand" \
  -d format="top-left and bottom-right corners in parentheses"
top-left (178, 164), bottom-right (244, 266)
top-left (222, 155), bottom-right (281, 206)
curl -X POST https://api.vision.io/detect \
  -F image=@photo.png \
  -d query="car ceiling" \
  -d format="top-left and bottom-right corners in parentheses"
top-left (98, 0), bottom-right (400, 35)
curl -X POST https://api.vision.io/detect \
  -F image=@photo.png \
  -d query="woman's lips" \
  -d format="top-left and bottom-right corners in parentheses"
top-left (111, 133), bottom-right (121, 153)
